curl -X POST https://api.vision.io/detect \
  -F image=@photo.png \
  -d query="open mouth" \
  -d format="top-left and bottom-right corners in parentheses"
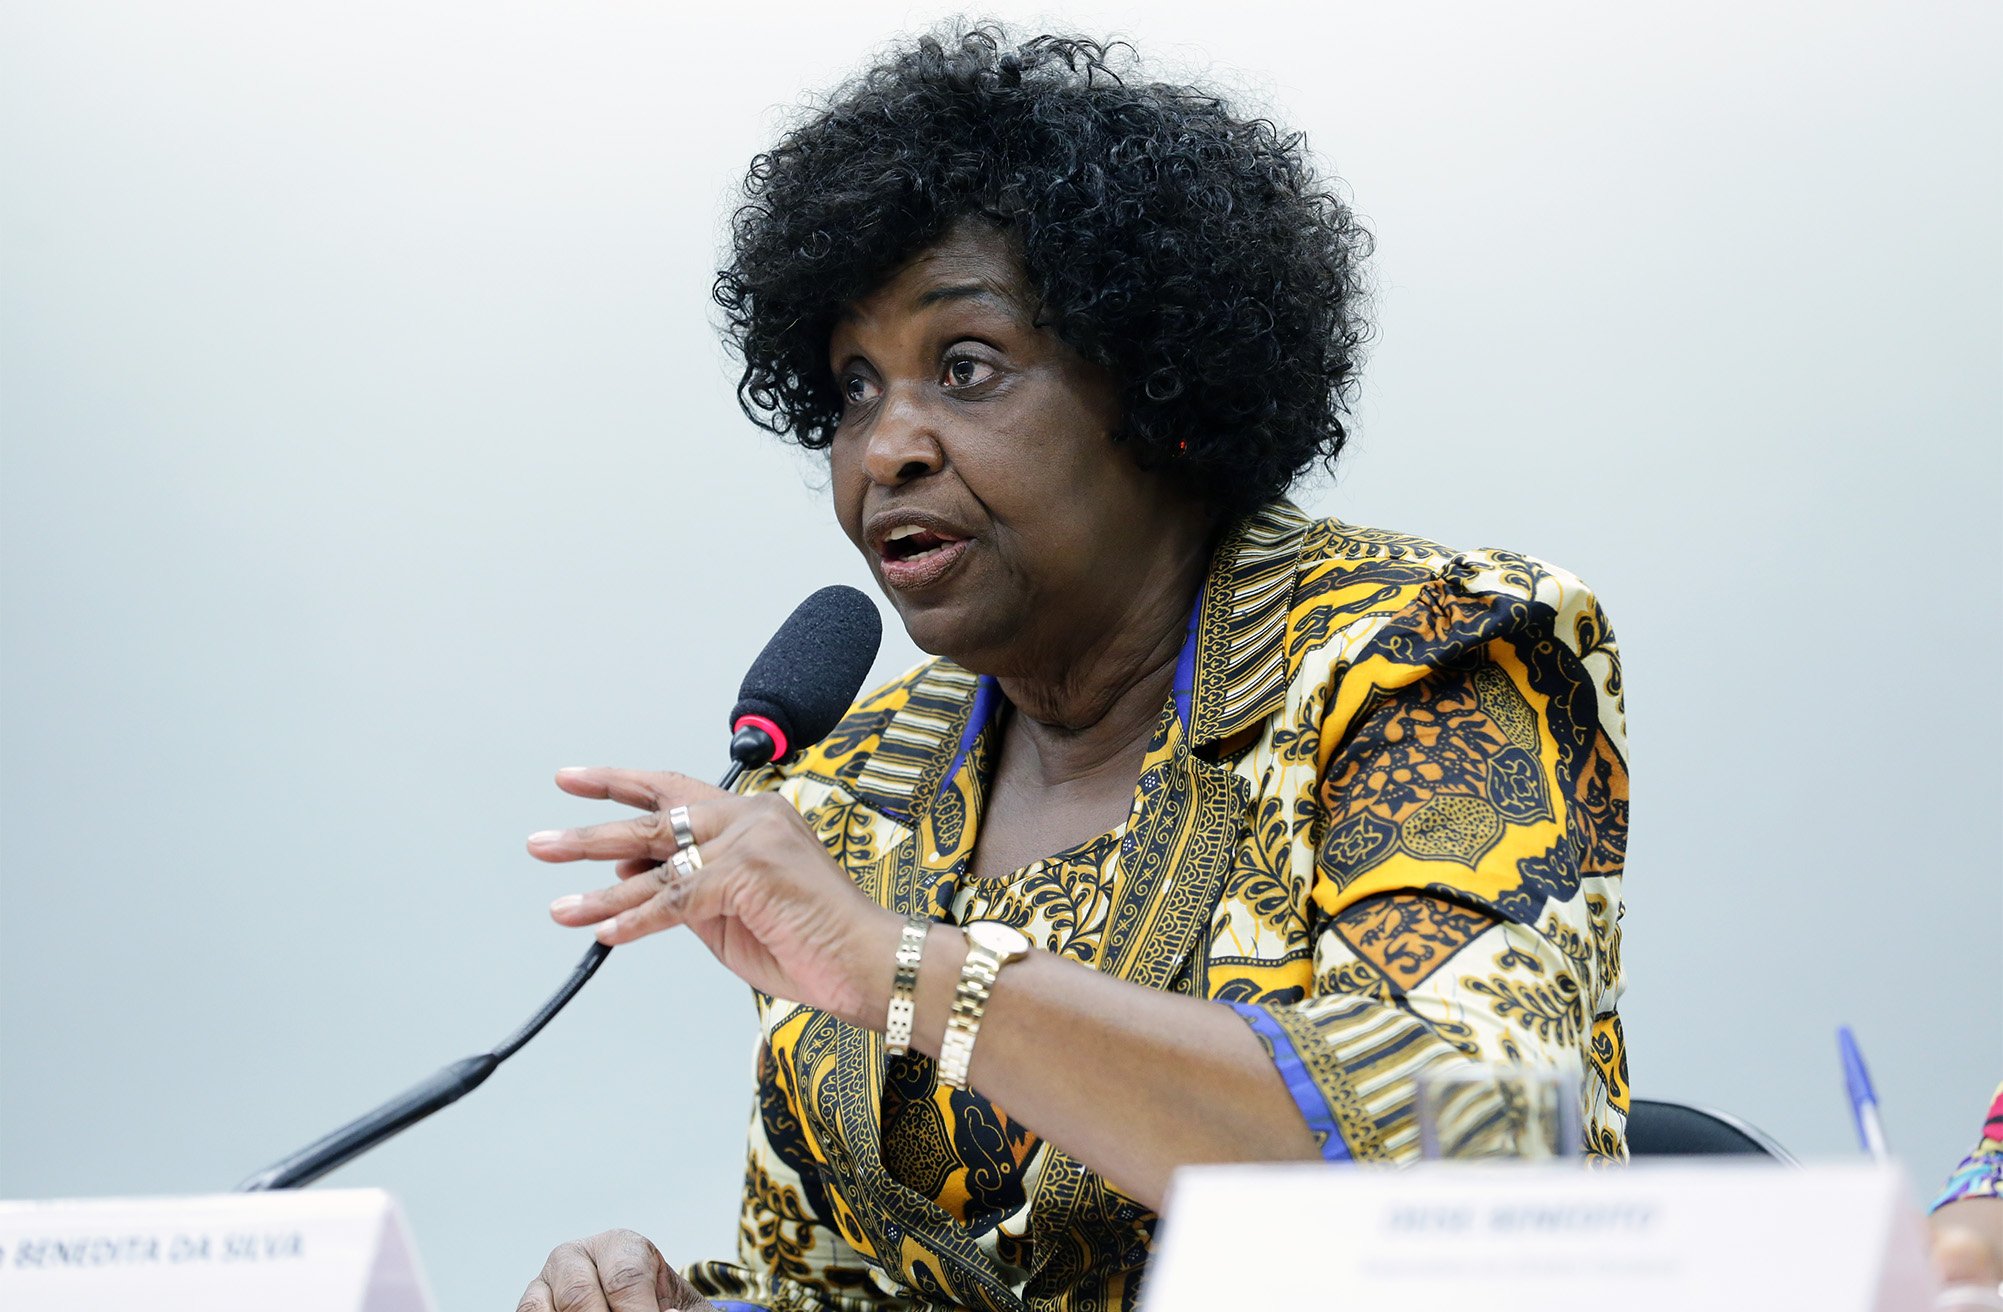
top-left (881, 524), bottom-right (963, 562)
top-left (876, 524), bottom-right (972, 590)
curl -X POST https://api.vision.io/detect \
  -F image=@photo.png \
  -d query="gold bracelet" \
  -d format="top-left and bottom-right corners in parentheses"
top-left (884, 915), bottom-right (929, 1056)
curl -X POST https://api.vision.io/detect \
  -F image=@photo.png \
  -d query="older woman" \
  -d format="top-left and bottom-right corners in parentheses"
top-left (518, 28), bottom-right (1628, 1312)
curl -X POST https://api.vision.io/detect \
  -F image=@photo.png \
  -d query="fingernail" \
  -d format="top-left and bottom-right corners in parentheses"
top-left (549, 894), bottom-right (584, 915)
top-left (556, 766), bottom-right (592, 776)
top-left (527, 830), bottom-right (566, 847)
top-left (596, 917), bottom-right (620, 942)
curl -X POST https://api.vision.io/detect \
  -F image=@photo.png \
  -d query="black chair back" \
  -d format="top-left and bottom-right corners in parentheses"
top-left (1626, 1098), bottom-right (1795, 1162)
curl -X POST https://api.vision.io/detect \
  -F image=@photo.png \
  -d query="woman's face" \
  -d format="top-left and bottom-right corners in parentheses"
top-left (827, 222), bottom-right (1206, 674)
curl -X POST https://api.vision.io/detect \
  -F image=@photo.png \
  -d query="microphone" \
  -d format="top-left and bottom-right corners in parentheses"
top-left (727, 585), bottom-right (883, 775)
top-left (236, 585), bottom-right (883, 1191)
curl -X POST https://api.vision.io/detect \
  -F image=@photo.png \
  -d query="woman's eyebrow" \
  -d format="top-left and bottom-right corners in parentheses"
top-left (916, 282), bottom-right (1020, 313)
top-left (831, 282), bottom-right (1017, 327)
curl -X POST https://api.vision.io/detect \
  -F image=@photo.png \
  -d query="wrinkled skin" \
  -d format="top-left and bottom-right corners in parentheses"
top-left (514, 1230), bottom-right (710, 1312)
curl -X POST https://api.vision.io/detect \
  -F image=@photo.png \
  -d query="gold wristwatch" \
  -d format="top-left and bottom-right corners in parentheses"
top-left (938, 921), bottom-right (1031, 1091)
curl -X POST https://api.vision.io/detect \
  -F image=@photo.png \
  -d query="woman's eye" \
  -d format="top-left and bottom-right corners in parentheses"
top-left (842, 374), bottom-right (879, 406)
top-left (943, 357), bottom-right (994, 389)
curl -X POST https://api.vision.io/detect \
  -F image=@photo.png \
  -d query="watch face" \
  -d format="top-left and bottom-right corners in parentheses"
top-left (965, 921), bottom-right (1032, 959)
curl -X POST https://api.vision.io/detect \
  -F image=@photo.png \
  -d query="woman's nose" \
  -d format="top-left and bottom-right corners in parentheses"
top-left (862, 386), bottom-right (946, 485)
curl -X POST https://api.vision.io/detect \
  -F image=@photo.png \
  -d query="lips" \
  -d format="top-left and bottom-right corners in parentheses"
top-left (880, 536), bottom-right (970, 590)
top-left (866, 511), bottom-right (974, 593)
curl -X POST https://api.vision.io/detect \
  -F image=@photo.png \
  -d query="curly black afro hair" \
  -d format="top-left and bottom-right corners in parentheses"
top-left (714, 24), bottom-right (1373, 517)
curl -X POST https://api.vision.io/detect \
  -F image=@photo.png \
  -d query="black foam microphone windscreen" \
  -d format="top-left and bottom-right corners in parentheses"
top-left (730, 585), bottom-right (883, 761)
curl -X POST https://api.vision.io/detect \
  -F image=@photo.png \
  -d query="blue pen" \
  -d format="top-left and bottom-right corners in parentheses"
top-left (1838, 1026), bottom-right (1890, 1160)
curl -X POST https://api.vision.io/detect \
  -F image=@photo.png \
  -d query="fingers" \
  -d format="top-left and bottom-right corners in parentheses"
top-left (552, 766), bottom-right (730, 811)
top-left (578, 791), bottom-right (822, 944)
top-left (528, 798), bottom-right (731, 863)
top-left (538, 788), bottom-right (746, 942)
top-left (526, 1232), bottom-right (675, 1312)
top-left (591, 1231), bottom-right (676, 1312)
top-left (592, 1252), bottom-right (672, 1312)
top-left (591, 831), bottom-right (736, 944)
top-left (528, 1242), bottom-right (613, 1312)
top-left (1936, 1225), bottom-right (2003, 1285)
top-left (549, 865), bottom-right (675, 930)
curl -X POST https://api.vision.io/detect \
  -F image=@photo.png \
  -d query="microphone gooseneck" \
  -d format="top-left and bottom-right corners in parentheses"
top-left (235, 586), bottom-right (882, 1191)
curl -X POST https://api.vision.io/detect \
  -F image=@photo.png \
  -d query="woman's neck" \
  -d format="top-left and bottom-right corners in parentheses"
top-left (991, 536), bottom-right (1209, 787)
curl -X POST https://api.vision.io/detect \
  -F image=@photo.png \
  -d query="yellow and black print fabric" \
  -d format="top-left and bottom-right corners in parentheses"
top-left (687, 502), bottom-right (1631, 1312)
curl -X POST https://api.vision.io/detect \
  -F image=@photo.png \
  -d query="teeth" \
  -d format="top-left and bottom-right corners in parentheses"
top-left (886, 525), bottom-right (925, 542)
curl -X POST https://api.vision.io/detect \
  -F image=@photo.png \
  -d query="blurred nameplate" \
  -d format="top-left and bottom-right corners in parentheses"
top-left (0, 1188), bottom-right (434, 1311)
top-left (1148, 1160), bottom-right (1938, 1312)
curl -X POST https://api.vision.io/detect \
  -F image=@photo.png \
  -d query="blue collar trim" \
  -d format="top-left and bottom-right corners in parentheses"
top-left (935, 590), bottom-right (1205, 802)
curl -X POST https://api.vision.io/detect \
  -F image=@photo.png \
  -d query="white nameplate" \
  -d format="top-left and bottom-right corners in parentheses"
top-left (1148, 1161), bottom-right (1938, 1311)
top-left (0, 1188), bottom-right (434, 1311)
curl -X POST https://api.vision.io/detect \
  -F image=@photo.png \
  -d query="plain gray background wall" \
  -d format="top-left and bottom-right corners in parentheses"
top-left (3, 1), bottom-right (1998, 1307)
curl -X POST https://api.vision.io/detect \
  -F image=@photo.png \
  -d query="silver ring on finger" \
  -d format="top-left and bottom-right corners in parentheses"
top-left (668, 804), bottom-right (697, 852)
top-left (669, 848), bottom-right (698, 883)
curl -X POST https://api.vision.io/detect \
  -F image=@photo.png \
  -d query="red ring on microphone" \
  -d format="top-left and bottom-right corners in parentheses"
top-left (733, 713), bottom-right (789, 761)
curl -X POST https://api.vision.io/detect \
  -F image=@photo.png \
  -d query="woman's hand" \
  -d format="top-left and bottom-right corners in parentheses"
top-left (1933, 1197), bottom-right (2003, 1309)
top-left (515, 1229), bottom-right (712, 1312)
top-left (529, 767), bottom-right (901, 1028)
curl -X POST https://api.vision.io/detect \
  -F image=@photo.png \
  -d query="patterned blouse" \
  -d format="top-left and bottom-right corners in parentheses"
top-left (686, 502), bottom-right (1632, 1312)
top-left (1933, 1083), bottom-right (2003, 1210)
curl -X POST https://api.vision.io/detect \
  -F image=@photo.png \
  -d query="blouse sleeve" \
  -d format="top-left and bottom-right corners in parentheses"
top-left (1228, 559), bottom-right (1632, 1163)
